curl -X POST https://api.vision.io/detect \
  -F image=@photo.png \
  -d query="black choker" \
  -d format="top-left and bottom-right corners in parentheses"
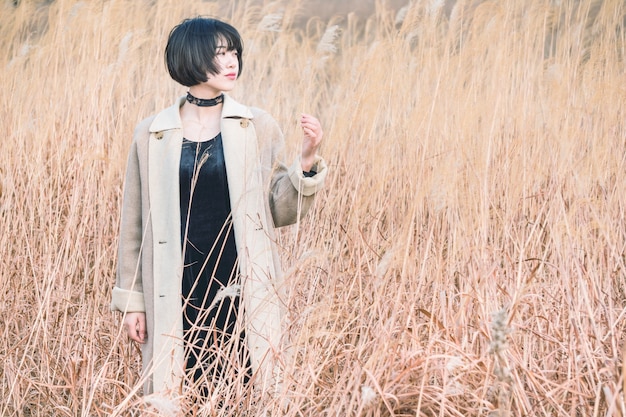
top-left (186, 92), bottom-right (224, 107)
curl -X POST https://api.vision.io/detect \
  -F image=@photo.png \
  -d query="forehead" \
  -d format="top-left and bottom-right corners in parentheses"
top-left (214, 33), bottom-right (239, 50)
top-left (215, 35), bottom-right (227, 46)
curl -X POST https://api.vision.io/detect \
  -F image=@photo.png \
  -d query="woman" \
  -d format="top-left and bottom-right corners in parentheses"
top-left (110, 17), bottom-right (327, 401)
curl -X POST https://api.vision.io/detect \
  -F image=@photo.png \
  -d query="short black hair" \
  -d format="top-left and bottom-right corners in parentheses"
top-left (164, 17), bottom-right (244, 87)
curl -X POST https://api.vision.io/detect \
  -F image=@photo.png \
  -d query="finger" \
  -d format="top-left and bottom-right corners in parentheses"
top-left (124, 315), bottom-right (144, 344)
top-left (124, 320), bottom-right (139, 343)
top-left (303, 127), bottom-right (317, 139)
top-left (301, 121), bottom-right (320, 131)
top-left (137, 316), bottom-right (147, 343)
top-left (301, 115), bottom-right (320, 127)
top-left (130, 330), bottom-right (141, 343)
top-left (302, 125), bottom-right (320, 135)
top-left (301, 116), bottom-right (320, 126)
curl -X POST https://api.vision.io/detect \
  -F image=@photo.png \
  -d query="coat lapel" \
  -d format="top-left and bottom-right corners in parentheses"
top-left (147, 98), bottom-right (185, 392)
top-left (221, 95), bottom-right (283, 390)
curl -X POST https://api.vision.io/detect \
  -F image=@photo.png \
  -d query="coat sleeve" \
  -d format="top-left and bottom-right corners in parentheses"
top-left (111, 135), bottom-right (146, 313)
top-left (254, 111), bottom-right (328, 228)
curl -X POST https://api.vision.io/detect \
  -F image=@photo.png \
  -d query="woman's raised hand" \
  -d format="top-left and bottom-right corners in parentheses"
top-left (300, 113), bottom-right (323, 172)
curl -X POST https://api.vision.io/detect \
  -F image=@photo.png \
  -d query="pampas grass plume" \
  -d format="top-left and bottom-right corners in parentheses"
top-left (257, 13), bottom-right (283, 32)
top-left (361, 385), bottom-right (377, 407)
top-left (145, 395), bottom-right (180, 417)
top-left (316, 24), bottom-right (340, 55)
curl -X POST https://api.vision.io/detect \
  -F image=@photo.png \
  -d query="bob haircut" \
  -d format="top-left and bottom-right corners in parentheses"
top-left (165, 17), bottom-right (244, 87)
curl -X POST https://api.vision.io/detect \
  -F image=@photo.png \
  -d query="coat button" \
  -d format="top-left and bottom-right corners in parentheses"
top-left (240, 119), bottom-right (249, 128)
top-left (154, 132), bottom-right (164, 140)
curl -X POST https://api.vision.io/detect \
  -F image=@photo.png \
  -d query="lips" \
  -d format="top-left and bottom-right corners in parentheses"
top-left (225, 73), bottom-right (237, 80)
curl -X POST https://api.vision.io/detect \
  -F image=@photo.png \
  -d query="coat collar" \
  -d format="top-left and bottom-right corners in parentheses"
top-left (148, 93), bottom-right (254, 133)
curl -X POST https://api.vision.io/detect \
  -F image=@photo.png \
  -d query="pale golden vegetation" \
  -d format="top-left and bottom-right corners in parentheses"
top-left (1, 0), bottom-right (625, 415)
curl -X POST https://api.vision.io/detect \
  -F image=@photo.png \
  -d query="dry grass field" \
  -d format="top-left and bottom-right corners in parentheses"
top-left (1, 0), bottom-right (626, 415)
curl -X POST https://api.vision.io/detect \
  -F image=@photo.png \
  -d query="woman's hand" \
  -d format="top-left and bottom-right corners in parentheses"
top-left (300, 113), bottom-right (323, 172)
top-left (123, 312), bottom-right (147, 344)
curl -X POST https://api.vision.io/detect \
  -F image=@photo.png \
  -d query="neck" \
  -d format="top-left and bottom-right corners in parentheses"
top-left (188, 85), bottom-right (222, 99)
top-left (180, 95), bottom-right (223, 128)
top-left (182, 99), bottom-right (221, 120)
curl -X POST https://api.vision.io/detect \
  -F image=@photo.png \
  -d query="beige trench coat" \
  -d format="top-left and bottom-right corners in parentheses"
top-left (111, 94), bottom-right (327, 395)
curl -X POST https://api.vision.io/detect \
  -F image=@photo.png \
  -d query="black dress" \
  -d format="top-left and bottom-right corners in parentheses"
top-left (179, 134), bottom-right (248, 387)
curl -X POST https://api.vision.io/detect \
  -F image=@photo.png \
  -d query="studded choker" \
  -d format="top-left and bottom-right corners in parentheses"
top-left (186, 92), bottom-right (224, 107)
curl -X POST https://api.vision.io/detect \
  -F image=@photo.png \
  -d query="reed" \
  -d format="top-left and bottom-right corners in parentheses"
top-left (1, 0), bottom-right (625, 415)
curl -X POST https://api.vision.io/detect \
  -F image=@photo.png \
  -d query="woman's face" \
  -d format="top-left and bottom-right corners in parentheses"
top-left (198, 43), bottom-right (239, 94)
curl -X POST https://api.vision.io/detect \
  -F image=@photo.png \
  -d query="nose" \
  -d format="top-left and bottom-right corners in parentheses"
top-left (227, 52), bottom-right (237, 68)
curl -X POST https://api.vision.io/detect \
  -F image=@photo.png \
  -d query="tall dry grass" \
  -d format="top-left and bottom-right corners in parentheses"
top-left (1, 0), bottom-right (625, 415)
